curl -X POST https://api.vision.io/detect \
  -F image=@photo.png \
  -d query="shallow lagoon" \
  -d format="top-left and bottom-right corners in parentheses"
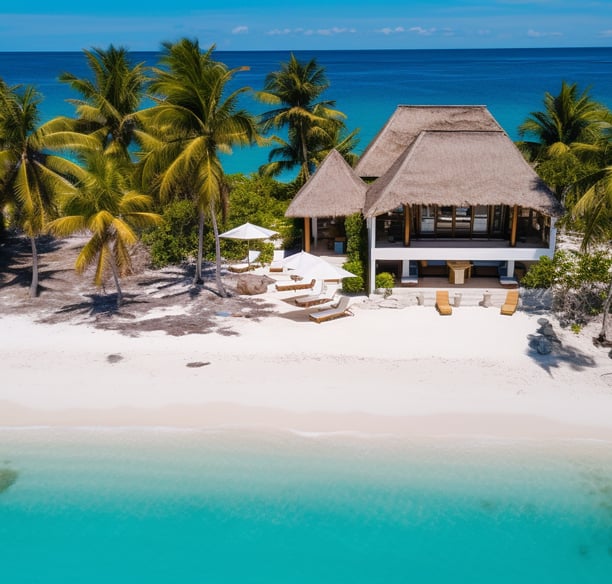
top-left (1, 428), bottom-right (611, 583)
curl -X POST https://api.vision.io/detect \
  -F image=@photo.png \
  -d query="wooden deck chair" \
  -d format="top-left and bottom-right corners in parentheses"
top-left (309, 296), bottom-right (353, 323)
top-left (269, 250), bottom-right (285, 273)
top-left (500, 289), bottom-right (519, 316)
top-left (228, 250), bottom-right (261, 273)
top-left (293, 281), bottom-right (328, 307)
top-left (435, 290), bottom-right (453, 315)
top-left (275, 278), bottom-right (316, 292)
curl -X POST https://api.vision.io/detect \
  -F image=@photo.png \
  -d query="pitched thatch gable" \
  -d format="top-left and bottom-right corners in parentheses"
top-left (285, 150), bottom-right (367, 218)
top-left (355, 105), bottom-right (502, 178)
top-left (364, 131), bottom-right (563, 217)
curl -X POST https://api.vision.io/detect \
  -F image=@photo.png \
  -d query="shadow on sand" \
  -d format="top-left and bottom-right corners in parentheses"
top-left (527, 317), bottom-right (597, 376)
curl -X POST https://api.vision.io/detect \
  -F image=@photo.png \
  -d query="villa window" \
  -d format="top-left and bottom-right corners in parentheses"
top-left (414, 204), bottom-right (512, 238)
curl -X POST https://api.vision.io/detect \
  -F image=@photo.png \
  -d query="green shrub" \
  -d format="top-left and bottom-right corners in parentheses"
top-left (375, 272), bottom-right (395, 290)
top-left (252, 241), bottom-right (275, 264)
top-left (343, 212), bottom-right (367, 292)
top-left (342, 259), bottom-right (365, 293)
top-left (142, 200), bottom-right (198, 268)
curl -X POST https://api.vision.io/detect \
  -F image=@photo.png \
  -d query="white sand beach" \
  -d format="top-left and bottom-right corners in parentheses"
top-left (2, 285), bottom-right (612, 441)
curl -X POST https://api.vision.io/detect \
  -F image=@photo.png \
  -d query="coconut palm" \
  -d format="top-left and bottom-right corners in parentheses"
top-left (0, 81), bottom-right (84, 297)
top-left (58, 45), bottom-right (147, 159)
top-left (517, 81), bottom-right (606, 199)
top-left (568, 114), bottom-right (612, 342)
top-left (261, 112), bottom-right (360, 183)
top-left (137, 38), bottom-right (258, 294)
top-left (47, 150), bottom-right (161, 307)
top-left (256, 54), bottom-right (347, 183)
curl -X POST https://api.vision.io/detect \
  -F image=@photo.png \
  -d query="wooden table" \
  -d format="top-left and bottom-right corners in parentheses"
top-left (446, 261), bottom-right (473, 285)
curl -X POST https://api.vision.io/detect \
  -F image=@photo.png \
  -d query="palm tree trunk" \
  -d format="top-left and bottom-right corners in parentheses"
top-left (210, 199), bottom-right (227, 298)
top-left (300, 124), bottom-right (310, 182)
top-left (107, 246), bottom-right (123, 308)
top-left (29, 236), bottom-right (39, 298)
top-left (598, 276), bottom-right (612, 342)
top-left (194, 209), bottom-right (205, 285)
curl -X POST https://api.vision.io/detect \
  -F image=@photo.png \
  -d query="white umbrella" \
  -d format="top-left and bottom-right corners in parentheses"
top-left (219, 222), bottom-right (278, 265)
top-left (219, 222), bottom-right (277, 240)
top-left (281, 251), bottom-right (324, 273)
top-left (299, 259), bottom-right (356, 281)
top-left (283, 251), bottom-right (355, 281)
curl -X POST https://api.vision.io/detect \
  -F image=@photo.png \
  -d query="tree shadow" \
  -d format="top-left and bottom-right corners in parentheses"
top-left (527, 318), bottom-right (597, 376)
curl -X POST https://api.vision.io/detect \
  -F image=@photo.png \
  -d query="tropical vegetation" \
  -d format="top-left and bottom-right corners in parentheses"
top-left (256, 53), bottom-right (359, 185)
top-left (4, 41), bottom-right (612, 341)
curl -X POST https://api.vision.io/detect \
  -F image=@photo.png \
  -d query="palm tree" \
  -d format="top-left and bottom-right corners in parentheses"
top-left (261, 115), bottom-right (360, 183)
top-left (0, 81), bottom-right (84, 297)
top-left (137, 38), bottom-right (258, 294)
top-left (47, 151), bottom-right (161, 307)
top-left (569, 115), bottom-right (612, 342)
top-left (256, 54), bottom-right (348, 183)
top-left (58, 45), bottom-right (147, 159)
top-left (517, 81), bottom-right (605, 198)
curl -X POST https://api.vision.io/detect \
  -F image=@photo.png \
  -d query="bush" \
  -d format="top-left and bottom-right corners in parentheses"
top-left (342, 212), bottom-right (367, 293)
top-left (342, 259), bottom-right (365, 294)
top-left (375, 272), bottom-right (394, 299)
top-left (375, 271), bottom-right (395, 290)
top-left (142, 200), bottom-right (198, 268)
top-left (522, 249), bottom-right (612, 327)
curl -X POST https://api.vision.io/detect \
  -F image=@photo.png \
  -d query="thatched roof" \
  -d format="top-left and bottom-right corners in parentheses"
top-left (285, 150), bottom-right (367, 218)
top-left (355, 105), bottom-right (502, 178)
top-left (364, 130), bottom-right (563, 217)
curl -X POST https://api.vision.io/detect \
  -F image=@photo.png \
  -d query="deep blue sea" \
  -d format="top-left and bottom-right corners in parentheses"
top-left (1, 429), bottom-right (612, 584)
top-left (1, 47), bottom-right (612, 176)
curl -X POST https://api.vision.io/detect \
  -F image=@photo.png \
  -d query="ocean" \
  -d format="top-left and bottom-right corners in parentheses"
top-left (1, 428), bottom-right (611, 584)
top-left (1, 47), bottom-right (612, 176)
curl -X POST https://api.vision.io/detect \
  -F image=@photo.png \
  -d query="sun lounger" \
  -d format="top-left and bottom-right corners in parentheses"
top-left (269, 250), bottom-right (285, 273)
top-left (308, 296), bottom-right (353, 323)
top-left (435, 290), bottom-right (453, 315)
top-left (295, 284), bottom-right (336, 308)
top-left (500, 290), bottom-right (519, 315)
top-left (275, 278), bottom-right (316, 292)
top-left (228, 251), bottom-right (261, 273)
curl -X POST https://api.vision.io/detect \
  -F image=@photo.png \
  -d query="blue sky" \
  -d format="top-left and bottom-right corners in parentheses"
top-left (0, 0), bottom-right (611, 51)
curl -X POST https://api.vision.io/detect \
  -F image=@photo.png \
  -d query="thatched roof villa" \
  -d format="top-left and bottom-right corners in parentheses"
top-left (286, 105), bottom-right (562, 293)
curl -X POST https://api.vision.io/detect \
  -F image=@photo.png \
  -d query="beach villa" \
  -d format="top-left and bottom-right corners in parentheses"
top-left (285, 105), bottom-right (563, 294)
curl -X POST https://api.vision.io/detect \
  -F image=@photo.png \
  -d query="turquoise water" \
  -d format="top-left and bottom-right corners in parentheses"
top-left (1, 429), bottom-right (611, 583)
top-left (2, 48), bottom-right (612, 177)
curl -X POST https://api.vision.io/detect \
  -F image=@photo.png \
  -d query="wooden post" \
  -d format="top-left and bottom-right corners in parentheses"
top-left (403, 205), bottom-right (410, 246)
top-left (510, 205), bottom-right (518, 247)
top-left (304, 217), bottom-right (311, 252)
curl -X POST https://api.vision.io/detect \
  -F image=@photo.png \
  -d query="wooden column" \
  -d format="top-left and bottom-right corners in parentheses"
top-left (304, 217), bottom-right (311, 252)
top-left (510, 205), bottom-right (518, 247)
top-left (403, 205), bottom-right (410, 246)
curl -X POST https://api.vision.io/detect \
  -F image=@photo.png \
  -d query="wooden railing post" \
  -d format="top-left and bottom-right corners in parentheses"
top-left (304, 217), bottom-right (311, 252)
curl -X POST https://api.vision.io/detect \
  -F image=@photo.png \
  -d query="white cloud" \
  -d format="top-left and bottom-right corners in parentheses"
top-left (267, 26), bottom-right (355, 37)
top-left (375, 26), bottom-right (405, 35)
top-left (599, 29), bottom-right (612, 37)
top-left (266, 28), bottom-right (293, 36)
top-left (232, 26), bottom-right (248, 35)
top-left (409, 26), bottom-right (437, 36)
top-left (527, 29), bottom-right (563, 38)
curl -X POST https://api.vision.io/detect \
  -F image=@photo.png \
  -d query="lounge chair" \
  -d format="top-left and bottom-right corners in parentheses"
top-left (435, 290), bottom-right (453, 315)
top-left (294, 283), bottom-right (336, 308)
top-left (309, 296), bottom-right (353, 323)
top-left (269, 250), bottom-right (285, 273)
top-left (228, 250), bottom-right (261, 273)
top-left (500, 290), bottom-right (519, 315)
top-left (275, 278), bottom-right (316, 292)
